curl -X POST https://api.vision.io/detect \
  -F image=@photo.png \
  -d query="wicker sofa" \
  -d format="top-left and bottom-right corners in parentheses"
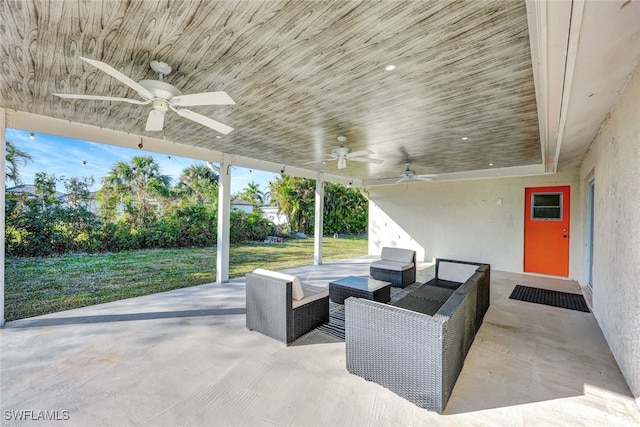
top-left (346, 258), bottom-right (490, 412)
top-left (369, 247), bottom-right (416, 288)
top-left (246, 269), bottom-right (329, 345)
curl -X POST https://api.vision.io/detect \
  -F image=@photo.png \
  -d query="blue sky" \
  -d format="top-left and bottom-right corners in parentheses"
top-left (6, 129), bottom-right (277, 195)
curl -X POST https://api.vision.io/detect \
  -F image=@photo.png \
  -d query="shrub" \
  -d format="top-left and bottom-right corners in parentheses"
top-left (230, 210), bottom-right (275, 243)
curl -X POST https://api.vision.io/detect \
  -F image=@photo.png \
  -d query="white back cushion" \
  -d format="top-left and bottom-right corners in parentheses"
top-left (253, 268), bottom-right (304, 300)
top-left (380, 247), bottom-right (415, 263)
top-left (438, 262), bottom-right (478, 283)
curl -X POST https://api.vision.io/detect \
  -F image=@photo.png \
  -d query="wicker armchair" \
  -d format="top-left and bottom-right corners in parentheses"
top-left (246, 269), bottom-right (329, 345)
top-left (369, 247), bottom-right (416, 288)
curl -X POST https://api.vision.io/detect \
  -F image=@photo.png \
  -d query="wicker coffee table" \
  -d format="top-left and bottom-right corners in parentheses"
top-left (329, 276), bottom-right (392, 304)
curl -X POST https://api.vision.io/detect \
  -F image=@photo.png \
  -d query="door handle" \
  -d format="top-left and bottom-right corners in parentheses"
top-left (563, 235), bottom-right (568, 238)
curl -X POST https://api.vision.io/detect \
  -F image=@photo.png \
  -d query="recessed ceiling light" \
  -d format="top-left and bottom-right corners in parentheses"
top-left (385, 64), bottom-right (396, 72)
top-left (216, 135), bottom-right (222, 139)
top-left (489, 162), bottom-right (494, 167)
top-left (461, 137), bottom-right (468, 141)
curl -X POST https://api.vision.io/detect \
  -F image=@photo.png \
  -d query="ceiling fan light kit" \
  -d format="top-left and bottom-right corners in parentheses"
top-left (52, 57), bottom-right (235, 135)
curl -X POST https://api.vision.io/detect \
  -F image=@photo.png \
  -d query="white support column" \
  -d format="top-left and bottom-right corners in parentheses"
top-left (1, 108), bottom-right (6, 326)
top-left (314, 177), bottom-right (324, 265)
top-left (216, 155), bottom-right (231, 283)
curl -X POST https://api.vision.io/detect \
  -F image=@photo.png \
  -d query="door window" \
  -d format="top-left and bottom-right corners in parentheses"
top-left (531, 193), bottom-right (562, 220)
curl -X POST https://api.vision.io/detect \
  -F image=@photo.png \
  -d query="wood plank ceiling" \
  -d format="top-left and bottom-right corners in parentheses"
top-left (0, 0), bottom-right (540, 182)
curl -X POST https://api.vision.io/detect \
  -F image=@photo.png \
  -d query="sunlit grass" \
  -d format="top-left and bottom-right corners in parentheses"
top-left (4, 236), bottom-right (367, 321)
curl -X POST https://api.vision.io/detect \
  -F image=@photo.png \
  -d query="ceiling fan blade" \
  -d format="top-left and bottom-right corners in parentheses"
top-left (80, 56), bottom-right (154, 100)
top-left (145, 110), bottom-right (165, 131)
top-left (346, 150), bottom-right (373, 158)
top-left (206, 161), bottom-right (220, 172)
top-left (349, 156), bottom-right (384, 165)
top-left (416, 174), bottom-right (438, 179)
top-left (301, 158), bottom-right (332, 165)
top-left (415, 176), bottom-right (434, 181)
top-left (171, 91), bottom-right (235, 107)
top-left (172, 107), bottom-right (234, 134)
top-left (53, 93), bottom-right (150, 105)
top-left (396, 177), bottom-right (407, 183)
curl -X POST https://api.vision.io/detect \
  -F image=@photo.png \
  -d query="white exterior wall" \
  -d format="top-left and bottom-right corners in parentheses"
top-left (259, 206), bottom-right (288, 226)
top-left (368, 169), bottom-right (581, 278)
top-left (578, 64), bottom-right (640, 401)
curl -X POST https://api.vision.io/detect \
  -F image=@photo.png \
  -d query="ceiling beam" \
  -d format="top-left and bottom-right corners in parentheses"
top-left (526, 0), bottom-right (573, 173)
top-left (5, 109), bottom-right (361, 187)
top-left (554, 0), bottom-right (585, 173)
top-left (363, 163), bottom-right (547, 187)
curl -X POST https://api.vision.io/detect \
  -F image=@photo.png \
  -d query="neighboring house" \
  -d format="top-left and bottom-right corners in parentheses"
top-left (230, 198), bottom-right (254, 213)
top-left (259, 205), bottom-right (288, 227)
top-left (7, 185), bottom-right (98, 212)
top-left (56, 191), bottom-right (98, 213)
top-left (6, 184), bottom-right (64, 199)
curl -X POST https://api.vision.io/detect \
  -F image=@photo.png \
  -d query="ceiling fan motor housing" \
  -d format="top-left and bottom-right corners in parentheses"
top-left (331, 147), bottom-right (352, 157)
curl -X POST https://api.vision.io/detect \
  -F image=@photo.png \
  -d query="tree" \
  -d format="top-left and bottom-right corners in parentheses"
top-left (240, 181), bottom-right (264, 208)
top-left (5, 141), bottom-right (32, 185)
top-left (6, 173), bottom-right (103, 256)
top-left (324, 183), bottom-right (368, 234)
top-left (98, 156), bottom-right (171, 225)
top-left (8, 173), bottom-right (62, 255)
top-left (176, 164), bottom-right (218, 205)
top-left (63, 176), bottom-right (95, 209)
top-left (33, 172), bottom-right (60, 213)
top-left (269, 176), bottom-right (369, 236)
top-left (269, 175), bottom-right (315, 234)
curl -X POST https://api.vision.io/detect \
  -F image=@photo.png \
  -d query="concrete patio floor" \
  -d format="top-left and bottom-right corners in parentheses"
top-left (1, 256), bottom-right (639, 426)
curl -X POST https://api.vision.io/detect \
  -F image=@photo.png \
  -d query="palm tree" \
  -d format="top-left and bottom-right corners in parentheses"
top-left (270, 175), bottom-right (315, 234)
top-left (178, 164), bottom-right (218, 204)
top-left (5, 141), bottom-right (32, 185)
top-left (99, 156), bottom-right (171, 222)
top-left (240, 181), bottom-right (264, 207)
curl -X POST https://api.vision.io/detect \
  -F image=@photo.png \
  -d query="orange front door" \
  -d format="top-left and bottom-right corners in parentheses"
top-left (523, 186), bottom-right (570, 276)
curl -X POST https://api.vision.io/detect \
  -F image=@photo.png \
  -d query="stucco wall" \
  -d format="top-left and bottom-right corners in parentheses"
top-left (578, 64), bottom-right (640, 400)
top-left (368, 169), bottom-right (581, 278)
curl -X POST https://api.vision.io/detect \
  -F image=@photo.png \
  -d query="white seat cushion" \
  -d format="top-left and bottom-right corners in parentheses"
top-left (292, 284), bottom-right (329, 309)
top-left (253, 268), bottom-right (304, 300)
top-left (437, 262), bottom-right (478, 284)
top-left (370, 260), bottom-right (413, 271)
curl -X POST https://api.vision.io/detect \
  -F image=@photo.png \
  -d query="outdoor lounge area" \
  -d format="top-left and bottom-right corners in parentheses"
top-left (2, 0), bottom-right (640, 425)
top-left (1, 257), bottom-right (639, 425)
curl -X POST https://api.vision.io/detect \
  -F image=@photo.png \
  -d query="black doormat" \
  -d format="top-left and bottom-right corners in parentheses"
top-left (509, 285), bottom-right (590, 312)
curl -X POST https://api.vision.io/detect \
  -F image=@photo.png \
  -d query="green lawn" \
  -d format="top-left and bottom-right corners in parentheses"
top-left (4, 236), bottom-right (367, 321)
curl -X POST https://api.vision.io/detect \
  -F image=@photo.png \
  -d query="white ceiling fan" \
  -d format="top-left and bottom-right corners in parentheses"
top-left (321, 135), bottom-right (383, 170)
top-left (53, 57), bottom-right (235, 134)
top-left (396, 162), bottom-right (437, 183)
